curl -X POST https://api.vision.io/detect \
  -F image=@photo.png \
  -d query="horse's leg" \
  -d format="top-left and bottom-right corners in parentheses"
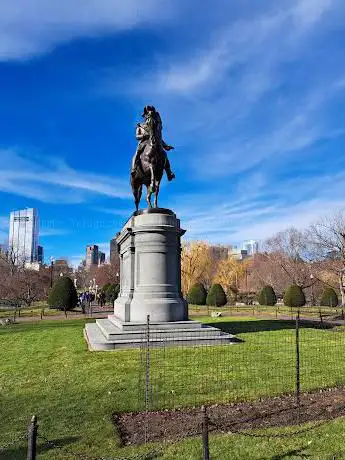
top-left (153, 182), bottom-right (160, 208)
top-left (146, 186), bottom-right (152, 208)
top-left (131, 176), bottom-right (142, 212)
top-left (135, 184), bottom-right (142, 211)
top-left (149, 165), bottom-right (156, 192)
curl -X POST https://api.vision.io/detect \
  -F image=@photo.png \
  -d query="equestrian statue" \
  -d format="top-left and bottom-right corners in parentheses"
top-left (131, 105), bottom-right (175, 211)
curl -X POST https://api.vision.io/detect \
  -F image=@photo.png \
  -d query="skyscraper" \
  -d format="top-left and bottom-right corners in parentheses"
top-left (110, 236), bottom-right (120, 266)
top-left (230, 247), bottom-right (249, 261)
top-left (242, 240), bottom-right (259, 256)
top-left (98, 251), bottom-right (106, 266)
top-left (8, 208), bottom-right (39, 265)
top-left (86, 245), bottom-right (99, 268)
top-left (38, 245), bottom-right (44, 264)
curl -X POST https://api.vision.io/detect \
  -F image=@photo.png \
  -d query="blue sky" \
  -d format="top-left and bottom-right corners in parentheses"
top-left (1, 0), bottom-right (345, 265)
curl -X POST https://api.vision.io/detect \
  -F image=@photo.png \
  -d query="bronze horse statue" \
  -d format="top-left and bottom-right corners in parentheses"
top-left (131, 107), bottom-right (174, 211)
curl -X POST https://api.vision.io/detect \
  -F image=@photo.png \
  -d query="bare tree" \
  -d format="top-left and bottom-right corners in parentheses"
top-left (247, 253), bottom-right (290, 296)
top-left (75, 261), bottom-right (121, 291)
top-left (0, 248), bottom-right (50, 310)
top-left (309, 211), bottom-right (345, 305)
top-left (264, 227), bottom-right (314, 290)
top-left (95, 263), bottom-right (120, 288)
top-left (75, 265), bottom-right (90, 290)
top-left (0, 267), bottom-right (50, 312)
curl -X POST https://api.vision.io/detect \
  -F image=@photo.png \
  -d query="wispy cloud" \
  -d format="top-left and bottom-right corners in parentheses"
top-left (176, 169), bottom-right (345, 243)
top-left (153, 0), bottom-right (336, 96)
top-left (108, 0), bottom-right (345, 180)
top-left (194, 82), bottom-right (345, 177)
top-left (0, 150), bottom-right (130, 203)
top-left (39, 227), bottom-right (70, 237)
top-left (0, 0), bottom-right (175, 60)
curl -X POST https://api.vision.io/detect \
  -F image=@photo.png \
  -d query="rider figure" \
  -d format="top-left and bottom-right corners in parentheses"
top-left (131, 106), bottom-right (175, 181)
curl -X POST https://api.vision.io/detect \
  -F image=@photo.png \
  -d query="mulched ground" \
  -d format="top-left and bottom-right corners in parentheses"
top-left (113, 386), bottom-right (345, 445)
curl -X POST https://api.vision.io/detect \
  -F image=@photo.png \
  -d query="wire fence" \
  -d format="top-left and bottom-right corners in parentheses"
top-left (190, 303), bottom-right (345, 321)
top-left (0, 302), bottom-right (113, 322)
top-left (125, 311), bottom-right (345, 457)
top-left (3, 310), bottom-right (345, 459)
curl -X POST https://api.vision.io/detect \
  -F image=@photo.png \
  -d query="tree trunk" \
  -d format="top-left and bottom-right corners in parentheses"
top-left (339, 273), bottom-right (345, 306)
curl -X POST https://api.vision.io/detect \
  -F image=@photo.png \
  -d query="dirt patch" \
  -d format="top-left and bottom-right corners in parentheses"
top-left (113, 386), bottom-right (345, 445)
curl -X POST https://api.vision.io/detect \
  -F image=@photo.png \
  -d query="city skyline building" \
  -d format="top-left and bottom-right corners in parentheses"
top-left (209, 244), bottom-right (232, 261)
top-left (38, 245), bottom-right (44, 264)
top-left (86, 244), bottom-right (99, 268)
top-left (230, 247), bottom-right (249, 261)
top-left (8, 208), bottom-right (39, 265)
top-left (98, 251), bottom-right (106, 266)
top-left (242, 240), bottom-right (259, 256)
top-left (110, 236), bottom-right (120, 266)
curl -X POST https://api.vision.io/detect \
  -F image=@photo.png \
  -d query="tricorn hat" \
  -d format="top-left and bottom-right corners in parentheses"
top-left (141, 105), bottom-right (156, 117)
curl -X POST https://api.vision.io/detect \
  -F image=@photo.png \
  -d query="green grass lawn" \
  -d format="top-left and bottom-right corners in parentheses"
top-left (1, 317), bottom-right (345, 459)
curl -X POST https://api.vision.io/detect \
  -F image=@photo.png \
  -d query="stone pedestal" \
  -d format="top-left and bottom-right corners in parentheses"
top-left (114, 208), bottom-right (188, 323)
top-left (84, 208), bottom-right (237, 350)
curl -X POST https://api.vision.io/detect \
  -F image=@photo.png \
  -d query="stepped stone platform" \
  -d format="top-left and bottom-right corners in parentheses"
top-left (84, 315), bottom-right (238, 351)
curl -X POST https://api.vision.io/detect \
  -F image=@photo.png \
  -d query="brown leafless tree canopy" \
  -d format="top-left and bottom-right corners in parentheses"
top-left (0, 211), bottom-right (345, 307)
top-left (309, 211), bottom-right (345, 304)
top-left (0, 253), bottom-right (50, 307)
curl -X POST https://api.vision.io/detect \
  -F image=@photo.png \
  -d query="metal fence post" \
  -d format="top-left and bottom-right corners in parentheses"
top-left (202, 406), bottom-right (210, 460)
top-left (295, 310), bottom-right (301, 419)
top-left (27, 415), bottom-right (38, 460)
top-left (145, 314), bottom-right (151, 444)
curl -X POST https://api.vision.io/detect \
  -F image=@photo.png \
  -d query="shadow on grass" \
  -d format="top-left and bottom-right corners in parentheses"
top-left (268, 446), bottom-right (311, 459)
top-left (209, 319), bottom-right (332, 335)
top-left (2, 435), bottom-right (79, 460)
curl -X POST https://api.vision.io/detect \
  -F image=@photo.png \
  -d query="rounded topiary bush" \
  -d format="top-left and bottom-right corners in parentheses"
top-left (283, 284), bottom-right (306, 308)
top-left (258, 285), bottom-right (277, 306)
top-left (106, 283), bottom-right (120, 303)
top-left (187, 283), bottom-right (207, 305)
top-left (206, 284), bottom-right (227, 307)
top-left (48, 276), bottom-right (78, 310)
top-left (320, 287), bottom-right (339, 307)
